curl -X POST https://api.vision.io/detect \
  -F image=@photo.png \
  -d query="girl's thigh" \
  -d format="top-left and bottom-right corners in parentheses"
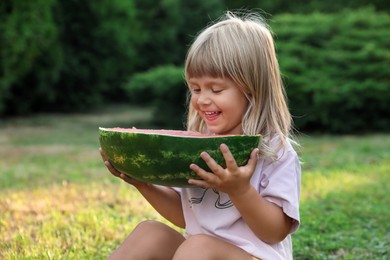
top-left (173, 234), bottom-right (255, 260)
top-left (108, 220), bottom-right (185, 260)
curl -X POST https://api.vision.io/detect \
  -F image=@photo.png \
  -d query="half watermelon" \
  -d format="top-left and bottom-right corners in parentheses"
top-left (99, 127), bottom-right (262, 187)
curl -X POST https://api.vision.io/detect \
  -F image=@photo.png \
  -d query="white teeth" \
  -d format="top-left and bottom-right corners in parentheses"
top-left (205, 112), bottom-right (218, 115)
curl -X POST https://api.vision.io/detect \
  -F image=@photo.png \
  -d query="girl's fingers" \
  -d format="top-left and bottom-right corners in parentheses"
top-left (189, 163), bottom-right (207, 178)
top-left (99, 148), bottom-right (142, 186)
top-left (99, 147), bottom-right (107, 161)
top-left (192, 144), bottom-right (238, 181)
top-left (200, 151), bottom-right (223, 175)
top-left (247, 148), bottom-right (260, 171)
top-left (99, 148), bottom-right (122, 177)
top-left (119, 173), bottom-right (134, 183)
top-left (188, 178), bottom-right (211, 188)
top-left (104, 161), bottom-right (120, 176)
top-left (189, 164), bottom-right (214, 186)
top-left (219, 143), bottom-right (238, 169)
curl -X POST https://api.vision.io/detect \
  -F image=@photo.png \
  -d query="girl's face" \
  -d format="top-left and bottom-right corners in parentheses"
top-left (189, 76), bottom-right (249, 135)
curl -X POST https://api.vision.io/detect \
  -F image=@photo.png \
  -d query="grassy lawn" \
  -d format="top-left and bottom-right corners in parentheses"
top-left (0, 105), bottom-right (389, 259)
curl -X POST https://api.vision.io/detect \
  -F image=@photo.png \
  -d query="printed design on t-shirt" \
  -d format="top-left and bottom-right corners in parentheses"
top-left (189, 188), bottom-right (233, 209)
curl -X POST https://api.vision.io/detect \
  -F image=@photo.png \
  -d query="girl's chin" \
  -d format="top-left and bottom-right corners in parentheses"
top-left (206, 126), bottom-right (242, 135)
top-left (206, 127), bottom-right (231, 135)
top-left (205, 126), bottom-right (221, 135)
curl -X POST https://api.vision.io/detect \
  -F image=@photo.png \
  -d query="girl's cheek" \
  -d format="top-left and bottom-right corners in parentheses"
top-left (191, 97), bottom-right (199, 109)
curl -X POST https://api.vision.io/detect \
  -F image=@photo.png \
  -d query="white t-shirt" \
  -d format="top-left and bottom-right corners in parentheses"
top-left (176, 138), bottom-right (301, 260)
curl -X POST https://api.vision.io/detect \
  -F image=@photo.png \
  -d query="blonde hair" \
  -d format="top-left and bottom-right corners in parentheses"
top-left (184, 11), bottom-right (295, 159)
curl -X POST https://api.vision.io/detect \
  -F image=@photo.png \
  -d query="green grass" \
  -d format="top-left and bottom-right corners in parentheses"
top-left (295, 135), bottom-right (390, 259)
top-left (0, 106), bottom-right (389, 259)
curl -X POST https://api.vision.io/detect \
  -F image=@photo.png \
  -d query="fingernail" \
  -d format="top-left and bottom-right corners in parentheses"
top-left (189, 164), bottom-right (197, 170)
top-left (200, 152), bottom-right (208, 158)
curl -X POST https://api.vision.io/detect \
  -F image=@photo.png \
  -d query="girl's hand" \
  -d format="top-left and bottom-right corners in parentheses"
top-left (99, 148), bottom-right (147, 187)
top-left (188, 144), bottom-right (259, 196)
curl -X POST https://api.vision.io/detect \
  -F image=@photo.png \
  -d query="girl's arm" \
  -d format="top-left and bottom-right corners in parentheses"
top-left (188, 144), bottom-right (292, 244)
top-left (100, 148), bottom-right (185, 228)
top-left (228, 185), bottom-right (292, 244)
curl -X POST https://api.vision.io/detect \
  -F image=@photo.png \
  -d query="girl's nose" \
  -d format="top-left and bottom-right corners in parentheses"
top-left (197, 92), bottom-right (211, 105)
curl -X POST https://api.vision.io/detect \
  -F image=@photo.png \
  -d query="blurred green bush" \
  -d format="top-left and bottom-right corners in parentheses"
top-left (0, 0), bottom-right (62, 114)
top-left (0, 0), bottom-right (222, 116)
top-left (125, 65), bottom-right (187, 129)
top-left (273, 8), bottom-right (390, 133)
top-left (0, 0), bottom-right (140, 114)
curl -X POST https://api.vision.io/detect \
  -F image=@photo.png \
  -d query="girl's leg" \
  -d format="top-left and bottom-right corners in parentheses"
top-left (173, 234), bottom-right (254, 260)
top-left (108, 220), bottom-right (185, 260)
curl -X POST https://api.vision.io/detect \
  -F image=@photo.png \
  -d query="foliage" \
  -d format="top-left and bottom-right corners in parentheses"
top-left (0, 0), bottom-right (223, 116)
top-left (133, 0), bottom-right (224, 71)
top-left (51, 0), bottom-right (140, 109)
top-left (0, 0), bottom-right (62, 115)
top-left (125, 65), bottom-right (187, 129)
top-left (0, 108), bottom-right (389, 258)
top-left (273, 8), bottom-right (390, 133)
top-left (0, 0), bottom-right (139, 115)
top-left (175, 0), bottom-right (225, 65)
top-left (131, 0), bottom-right (181, 71)
top-left (224, 0), bottom-right (389, 14)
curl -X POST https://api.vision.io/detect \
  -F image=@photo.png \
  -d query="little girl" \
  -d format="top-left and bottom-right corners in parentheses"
top-left (101, 11), bottom-right (301, 260)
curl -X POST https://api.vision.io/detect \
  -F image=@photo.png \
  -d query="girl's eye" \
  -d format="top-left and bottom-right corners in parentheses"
top-left (191, 88), bottom-right (201, 94)
top-left (212, 89), bottom-right (223, 93)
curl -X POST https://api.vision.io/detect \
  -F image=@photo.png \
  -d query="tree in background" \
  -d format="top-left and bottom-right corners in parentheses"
top-left (132, 0), bottom-right (181, 71)
top-left (0, 0), bottom-right (224, 115)
top-left (0, 0), bottom-right (62, 114)
top-left (225, 0), bottom-right (389, 14)
top-left (133, 0), bottom-right (224, 71)
top-left (273, 8), bottom-right (390, 133)
top-left (1, 0), bottom-right (140, 115)
top-left (51, 0), bottom-right (140, 110)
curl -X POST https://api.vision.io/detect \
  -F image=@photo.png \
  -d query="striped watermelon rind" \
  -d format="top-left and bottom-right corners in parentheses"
top-left (99, 127), bottom-right (262, 187)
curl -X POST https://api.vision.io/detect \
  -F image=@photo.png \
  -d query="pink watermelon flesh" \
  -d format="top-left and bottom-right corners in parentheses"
top-left (106, 127), bottom-right (235, 137)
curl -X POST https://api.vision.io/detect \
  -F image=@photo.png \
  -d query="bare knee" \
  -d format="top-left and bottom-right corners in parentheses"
top-left (134, 220), bottom-right (165, 233)
top-left (173, 234), bottom-right (214, 259)
top-left (132, 220), bottom-right (185, 246)
top-left (183, 234), bottom-right (211, 248)
top-left (108, 220), bottom-right (185, 260)
top-left (173, 234), bottom-right (253, 260)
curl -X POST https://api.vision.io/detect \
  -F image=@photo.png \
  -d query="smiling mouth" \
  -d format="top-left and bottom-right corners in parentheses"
top-left (204, 111), bottom-right (221, 121)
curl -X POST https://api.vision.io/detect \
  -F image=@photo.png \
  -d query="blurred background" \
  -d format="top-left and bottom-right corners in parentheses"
top-left (1, 0), bottom-right (389, 132)
top-left (1, 1), bottom-right (390, 258)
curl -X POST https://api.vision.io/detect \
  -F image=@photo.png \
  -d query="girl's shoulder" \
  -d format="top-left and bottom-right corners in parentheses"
top-left (261, 134), bottom-right (299, 161)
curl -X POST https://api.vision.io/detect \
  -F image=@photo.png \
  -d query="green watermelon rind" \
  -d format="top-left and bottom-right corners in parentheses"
top-left (99, 127), bottom-right (262, 187)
